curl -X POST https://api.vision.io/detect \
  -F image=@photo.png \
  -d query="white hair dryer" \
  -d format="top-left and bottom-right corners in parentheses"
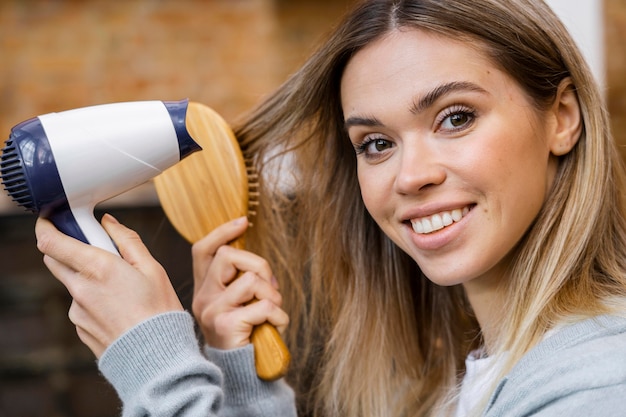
top-left (0, 99), bottom-right (201, 254)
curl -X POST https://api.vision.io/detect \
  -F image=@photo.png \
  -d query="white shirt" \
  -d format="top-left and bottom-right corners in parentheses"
top-left (454, 349), bottom-right (502, 417)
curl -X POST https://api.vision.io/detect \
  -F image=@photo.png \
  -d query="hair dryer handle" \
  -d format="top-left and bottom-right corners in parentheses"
top-left (48, 205), bottom-right (119, 255)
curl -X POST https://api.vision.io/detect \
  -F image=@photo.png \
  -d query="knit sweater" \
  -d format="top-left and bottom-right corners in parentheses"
top-left (98, 311), bottom-right (297, 417)
top-left (483, 314), bottom-right (626, 416)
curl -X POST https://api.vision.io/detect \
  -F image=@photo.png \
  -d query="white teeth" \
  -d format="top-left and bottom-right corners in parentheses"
top-left (451, 208), bottom-right (463, 222)
top-left (411, 206), bottom-right (470, 234)
top-left (431, 214), bottom-right (444, 231)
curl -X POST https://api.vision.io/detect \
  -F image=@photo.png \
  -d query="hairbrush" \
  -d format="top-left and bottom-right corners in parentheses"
top-left (153, 101), bottom-right (290, 381)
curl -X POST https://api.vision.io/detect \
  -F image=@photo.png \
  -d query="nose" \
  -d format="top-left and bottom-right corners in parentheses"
top-left (393, 138), bottom-right (446, 194)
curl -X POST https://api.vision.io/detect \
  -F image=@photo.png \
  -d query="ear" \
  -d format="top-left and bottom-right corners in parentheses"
top-left (548, 77), bottom-right (582, 156)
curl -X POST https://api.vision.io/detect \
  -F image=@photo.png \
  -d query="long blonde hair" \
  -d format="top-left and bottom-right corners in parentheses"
top-left (234, 0), bottom-right (626, 415)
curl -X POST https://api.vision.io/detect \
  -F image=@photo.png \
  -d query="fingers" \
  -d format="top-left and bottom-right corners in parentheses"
top-left (190, 217), bottom-right (288, 349)
top-left (215, 271), bottom-right (283, 310)
top-left (191, 269), bottom-right (277, 325)
top-left (100, 214), bottom-right (165, 278)
top-left (36, 214), bottom-right (184, 359)
top-left (36, 217), bottom-right (108, 275)
top-left (200, 296), bottom-right (289, 349)
top-left (192, 217), bottom-right (249, 288)
top-left (192, 216), bottom-right (275, 305)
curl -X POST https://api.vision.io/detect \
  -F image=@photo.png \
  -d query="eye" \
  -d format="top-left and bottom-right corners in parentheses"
top-left (353, 136), bottom-right (394, 159)
top-left (437, 105), bottom-right (476, 132)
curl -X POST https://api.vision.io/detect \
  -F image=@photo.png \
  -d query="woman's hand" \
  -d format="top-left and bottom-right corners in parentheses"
top-left (35, 214), bottom-right (184, 358)
top-left (191, 217), bottom-right (289, 350)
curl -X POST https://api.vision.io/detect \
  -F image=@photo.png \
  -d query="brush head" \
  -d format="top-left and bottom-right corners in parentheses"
top-left (154, 101), bottom-right (250, 245)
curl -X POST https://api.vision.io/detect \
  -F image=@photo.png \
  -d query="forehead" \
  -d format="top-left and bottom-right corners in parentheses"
top-left (341, 29), bottom-right (519, 112)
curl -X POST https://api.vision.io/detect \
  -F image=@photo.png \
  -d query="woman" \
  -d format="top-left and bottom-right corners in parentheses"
top-left (35, 0), bottom-right (626, 416)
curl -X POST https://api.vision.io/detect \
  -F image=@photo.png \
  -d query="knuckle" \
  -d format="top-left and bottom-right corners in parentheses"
top-left (80, 258), bottom-right (108, 281)
top-left (256, 298), bottom-right (276, 314)
top-left (238, 271), bottom-right (257, 286)
top-left (214, 245), bottom-right (232, 258)
top-left (274, 291), bottom-right (283, 307)
top-left (36, 231), bottom-right (55, 255)
top-left (121, 225), bottom-right (141, 240)
top-left (257, 258), bottom-right (272, 275)
top-left (191, 298), bottom-right (207, 320)
top-left (191, 241), bottom-right (206, 259)
top-left (67, 301), bottom-right (80, 324)
top-left (68, 282), bottom-right (87, 305)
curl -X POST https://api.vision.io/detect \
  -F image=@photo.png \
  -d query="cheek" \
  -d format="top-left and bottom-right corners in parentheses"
top-left (357, 166), bottom-right (392, 220)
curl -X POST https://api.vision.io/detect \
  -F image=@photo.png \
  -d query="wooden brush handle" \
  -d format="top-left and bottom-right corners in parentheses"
top-left (251, 322), bottom-right (291, 380)
top-left (232, 238), bottom-right (291, 381)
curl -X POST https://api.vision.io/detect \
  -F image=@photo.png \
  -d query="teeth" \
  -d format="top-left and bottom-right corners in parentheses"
top-left (411, 206), bottom-right (469, 234)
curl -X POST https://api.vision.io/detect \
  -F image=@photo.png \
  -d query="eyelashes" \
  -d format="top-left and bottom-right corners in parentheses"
top-left (436, 104), bottom-right (476, 132)
top-left (353, 136), bottom-right (390, 156)
top-left (350, 104), bottom-right (477, 159)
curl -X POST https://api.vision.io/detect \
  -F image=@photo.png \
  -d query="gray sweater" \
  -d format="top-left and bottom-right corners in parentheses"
top-left (484, 314), bottom-right (626, 416)
top-left (99, 312), bottom-right (626, 416)
top-left (98, 311), bottom-right (296, 416)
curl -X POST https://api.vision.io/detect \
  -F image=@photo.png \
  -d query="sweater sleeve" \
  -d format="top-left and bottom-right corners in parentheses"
top-left (204, 344), bottom-right (297, 417)
top-left (97, 311), bottom-right (296, 417)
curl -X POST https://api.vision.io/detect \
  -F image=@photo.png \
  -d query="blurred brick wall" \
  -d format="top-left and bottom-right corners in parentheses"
top-left (606, 0), bottom-right (626, 160)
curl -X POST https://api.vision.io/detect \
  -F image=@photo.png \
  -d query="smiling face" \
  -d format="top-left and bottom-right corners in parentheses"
top-left (341, 29), bottom-right (560, 289)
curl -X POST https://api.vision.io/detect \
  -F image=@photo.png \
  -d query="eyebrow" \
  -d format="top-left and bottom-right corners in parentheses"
top-left (343, 81), bottom-right (488, 130)
top-left (410, 81), bottom-right (488, 114)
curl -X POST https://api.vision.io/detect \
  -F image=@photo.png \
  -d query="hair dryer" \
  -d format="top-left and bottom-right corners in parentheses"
top-left (0, 99), bottom-right (201, 254)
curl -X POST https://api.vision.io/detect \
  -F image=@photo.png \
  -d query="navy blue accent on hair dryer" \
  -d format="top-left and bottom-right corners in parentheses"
top-left (0, 99), bottom-right (201, 254)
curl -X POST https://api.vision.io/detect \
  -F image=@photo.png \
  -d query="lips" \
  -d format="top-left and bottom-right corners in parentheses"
top-left (410, 206), bottom-right (470, 234)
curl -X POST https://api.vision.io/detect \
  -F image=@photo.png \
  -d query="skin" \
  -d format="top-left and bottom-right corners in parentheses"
top-left (340, 29), bottom-right (581, 346)
top-left (35, 214), bottom-right (288, 358)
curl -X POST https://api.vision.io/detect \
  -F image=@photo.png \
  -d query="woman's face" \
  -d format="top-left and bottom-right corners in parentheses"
top-left (341, 29), bottom-right (560, 288)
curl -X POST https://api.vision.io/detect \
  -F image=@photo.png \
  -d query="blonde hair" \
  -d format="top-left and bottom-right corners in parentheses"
top-left (234, 0), bottom-right (626, 415)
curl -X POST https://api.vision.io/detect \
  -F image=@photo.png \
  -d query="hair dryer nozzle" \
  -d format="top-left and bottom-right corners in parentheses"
top-left (1, 117), bottom-right (64, 214)
top-left (0, 137), bottom-right (32, 210)
top-left (164, 99), bottom-right (202, 159)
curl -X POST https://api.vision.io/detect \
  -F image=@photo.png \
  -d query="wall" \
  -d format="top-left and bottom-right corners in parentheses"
top-left (606, 0), bottom-right (626, 161)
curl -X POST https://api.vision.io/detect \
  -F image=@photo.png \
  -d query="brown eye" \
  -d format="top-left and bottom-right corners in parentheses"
top-left (449, 113), bottom-right (470, 127)
top-left (373, 139), bottom-right (391, 152)
top-left (439, 107), bottom-right (476, 132)
top-left (354, 136), bottom-right (394, 160)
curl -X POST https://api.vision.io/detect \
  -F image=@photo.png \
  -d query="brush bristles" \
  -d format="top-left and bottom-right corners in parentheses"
top-left (245, 158), bottom-right (260, 226)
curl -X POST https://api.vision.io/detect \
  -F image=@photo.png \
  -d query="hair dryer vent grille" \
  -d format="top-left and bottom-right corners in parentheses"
top-left (0, 138), bottom-right (35, 211)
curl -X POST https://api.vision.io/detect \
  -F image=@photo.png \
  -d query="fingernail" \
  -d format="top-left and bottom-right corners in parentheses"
top-left (103, 213), bottom-right (119, 224)
top-left (233, 216), bottom-right (247, 225)
top-left (271, 275), bottom-right (280, 289)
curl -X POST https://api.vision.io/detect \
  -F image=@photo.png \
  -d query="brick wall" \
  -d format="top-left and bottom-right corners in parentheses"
top-left (606, 0), bottom-right (626, 160)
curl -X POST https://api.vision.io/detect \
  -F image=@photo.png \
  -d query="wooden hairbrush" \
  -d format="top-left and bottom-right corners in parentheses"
top-left (153, 101), bottom-right (290, 381)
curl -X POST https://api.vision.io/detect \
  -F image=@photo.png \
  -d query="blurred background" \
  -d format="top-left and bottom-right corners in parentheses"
top-left (0, 0), bottom-right (624, 416)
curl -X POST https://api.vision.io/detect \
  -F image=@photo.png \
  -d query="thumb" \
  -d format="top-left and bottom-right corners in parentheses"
top-left (101, 214), bottom-right (157, 272)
